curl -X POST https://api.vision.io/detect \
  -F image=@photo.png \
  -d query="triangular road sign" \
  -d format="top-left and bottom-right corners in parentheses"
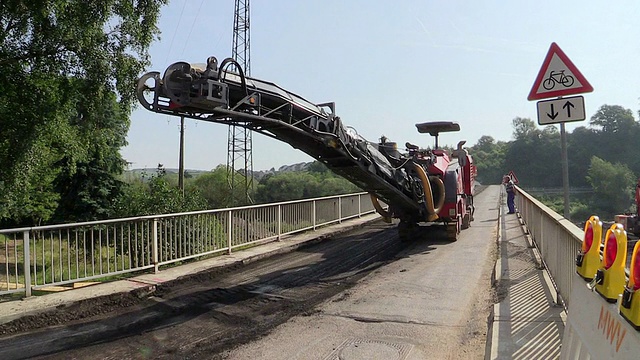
top-left (508, 170), bottom-right (519, 185)
top-left (528, 42), bottom-right (593, 101)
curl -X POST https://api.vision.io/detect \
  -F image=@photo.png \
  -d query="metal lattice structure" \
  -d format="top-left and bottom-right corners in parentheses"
top-left (227, 0), bottom-right (253, 205)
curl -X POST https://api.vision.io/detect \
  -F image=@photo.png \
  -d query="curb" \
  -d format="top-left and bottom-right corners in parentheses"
top-left (486, 192), bottom-right (503, 360)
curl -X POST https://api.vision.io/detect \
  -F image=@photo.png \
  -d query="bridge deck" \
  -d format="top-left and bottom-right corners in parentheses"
top-left (0, 185), bottom-right (564, 358)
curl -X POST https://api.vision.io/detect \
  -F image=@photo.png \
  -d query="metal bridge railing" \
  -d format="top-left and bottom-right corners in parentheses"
top-left (0, 192), bottom-right (376, 298)
top-left (515, 186), bottom-right (586, 309)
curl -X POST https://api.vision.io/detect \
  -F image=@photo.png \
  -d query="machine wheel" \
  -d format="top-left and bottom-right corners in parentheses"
top-left (398, 221), bottom-right (415, 242)
top-left (461, 213), bottom-right (471, 230)
top-left (447, 221), bottom-right (460, 242)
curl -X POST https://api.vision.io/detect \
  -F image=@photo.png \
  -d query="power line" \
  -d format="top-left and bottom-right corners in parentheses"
top-left (164, 0), bottom-right (188, 64)
top-left (180, 0), bottom-right (206, 55)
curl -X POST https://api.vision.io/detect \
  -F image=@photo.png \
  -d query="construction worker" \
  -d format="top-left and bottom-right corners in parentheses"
top-left (504, 175), bottom-right (516, 214)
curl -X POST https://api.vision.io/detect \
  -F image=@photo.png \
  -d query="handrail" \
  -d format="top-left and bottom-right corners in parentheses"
top-left (0, 192), bottom-right (372, 234)
top-left (515, 185), bottom-right (584, 309)
top-left (1, 192), bottom-right (378, 298)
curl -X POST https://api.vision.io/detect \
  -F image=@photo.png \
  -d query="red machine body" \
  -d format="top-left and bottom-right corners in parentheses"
top-left (410, 122), bottom-right (476, 239)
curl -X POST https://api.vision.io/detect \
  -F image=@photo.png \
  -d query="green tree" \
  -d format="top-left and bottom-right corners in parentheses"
top-left (53, 91), bottom-right (129, 222)
top-left (255, 172), bottom-right (318, 203)
top-left (589, 105), bottom-right (640, 174)
top-left (473, 135), bottom-right (498, 154)
top-left (503, 118), bottom-right (561, 188)
top-left (254, 170), bottom-right (360, 203)
top-left (189, 166), bottom-right (236, 209)
top-left (590, 105), bottom-right (636, 133)
top-left (307, 161), bottom-right (330, 174)
top-left (586, 156), bottom-right (635, 217)
top-left (512, 117), bottom-right (538, 140)
top-left (564, 105), bottom-right (640, 188)
top-left (0, 0), bottom-right (167, 225)
top-left (114, 166), bottom-right (206, 217)
top-left (567, 125), bottom-right (600, 188)
top-left (469, 136), bottom-right (507, 184)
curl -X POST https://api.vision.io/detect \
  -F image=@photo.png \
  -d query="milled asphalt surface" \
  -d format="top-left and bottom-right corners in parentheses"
top-left (0, 185), bottom-right (565, 359)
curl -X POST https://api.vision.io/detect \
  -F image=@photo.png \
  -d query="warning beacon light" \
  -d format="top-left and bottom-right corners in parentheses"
top-left (620, 239), bottom-right (640, 330)
top-left (593, 223), bottom-right (628, 302)
top-left (576, 215), bottom-right (602, 281)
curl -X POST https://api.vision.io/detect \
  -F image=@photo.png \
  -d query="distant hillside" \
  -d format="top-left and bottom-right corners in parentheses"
top-left (250, 162), bottom-right (312, 181)
top-left (125, 162), bottom-right (314, 182)
top-left (126, 168), bottom-right (209, 177)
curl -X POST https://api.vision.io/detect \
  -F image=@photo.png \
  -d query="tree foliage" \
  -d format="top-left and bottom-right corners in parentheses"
top-left (564, 105), bottom-right (640, 187)
top-left (188, 165), bottom-right (252, 209)
top-left (114, 166), bottom-right (206, 217)
top-left (469, 136), bottom-right (507, 184)
top-left (468, 105), bottom-right (640, 220)
top-left (511, 117), bottom-right (538, 140)
top-left (586, 156), bottom-right (635, 217)
top-left (505, 119), bottom-right (562, 188)
top-left (590, 105), bottom-right (636, 133)
top-left (254, 162), bottom-right (361, 203)
top-left (0, 0), bottom-right (167, 226)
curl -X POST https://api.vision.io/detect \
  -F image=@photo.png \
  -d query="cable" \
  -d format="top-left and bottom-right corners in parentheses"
top-left (180, 0), bottom-right (206, 55)
top-left (164, 0), bottom-right (188, 65)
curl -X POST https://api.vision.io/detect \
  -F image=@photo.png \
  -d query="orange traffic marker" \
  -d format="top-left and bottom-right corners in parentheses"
top-left (576, 215), bottom-right (602, 281)
top-left (594, 224), bottom-right (627, 302)
top-left (620, 240), bottom-right (640, 330)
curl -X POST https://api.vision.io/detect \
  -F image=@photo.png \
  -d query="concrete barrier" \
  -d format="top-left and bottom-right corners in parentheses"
top-left (515, 187), bottom-right (640, 358)
top-left (561, 275), bottom-right (640, 359)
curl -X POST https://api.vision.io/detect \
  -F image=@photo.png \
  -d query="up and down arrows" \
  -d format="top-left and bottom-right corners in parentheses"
top-left (536, 95), bottom-right (586, 125)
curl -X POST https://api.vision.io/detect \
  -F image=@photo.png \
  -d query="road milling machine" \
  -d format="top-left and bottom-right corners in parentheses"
top-left (136, 56), bottom-right (476, 241)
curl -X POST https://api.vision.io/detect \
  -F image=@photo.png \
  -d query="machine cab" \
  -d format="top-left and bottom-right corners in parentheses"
top-left (414, 121), bottom-right (460, 177)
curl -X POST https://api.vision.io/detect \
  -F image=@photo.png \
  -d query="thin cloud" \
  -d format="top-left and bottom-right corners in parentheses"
top-left (415, 16), bottom-right (438, 47)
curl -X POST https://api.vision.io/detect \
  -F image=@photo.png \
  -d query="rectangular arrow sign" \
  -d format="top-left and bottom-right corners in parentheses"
top-left (536, 95), bottom-right (586, 125)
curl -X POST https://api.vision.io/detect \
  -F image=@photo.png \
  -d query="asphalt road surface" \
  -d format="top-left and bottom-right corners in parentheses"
top-left (0, 185), bottom-right (499, 360)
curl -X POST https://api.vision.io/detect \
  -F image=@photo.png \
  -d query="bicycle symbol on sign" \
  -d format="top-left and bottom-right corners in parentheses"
top-left (543, 70), bottom-right (574, 90)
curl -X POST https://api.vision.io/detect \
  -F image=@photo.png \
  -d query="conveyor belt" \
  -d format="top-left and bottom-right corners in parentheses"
top-left (136, 57), bottom-right (440, 221)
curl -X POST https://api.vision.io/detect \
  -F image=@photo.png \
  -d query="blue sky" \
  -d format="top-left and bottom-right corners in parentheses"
top-left (122, 0), bottom-right (640, 171)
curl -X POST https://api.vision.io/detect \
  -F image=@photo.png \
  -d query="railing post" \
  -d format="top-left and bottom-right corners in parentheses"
top-left (338, 197), bottom-right (342, 223)
top-left (539, 210), bottom-right (544, 257)
top-left (358, 194), bottom-right (362, 217)
top-left (23, 231), bottom-right (31, 298)
top-left (152, 218), bottom-right (159, 273)
top-left (554, 229), bottom-right (563, 306)
top-left (227, 210), bottom-right (232, 254)
top-left (313, 200), bottom-right (317, 230)
top-left (277, 204), bottom-right (282, 241)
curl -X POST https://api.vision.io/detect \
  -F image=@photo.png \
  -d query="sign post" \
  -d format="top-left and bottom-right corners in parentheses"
top-left (528, 42), bottom-right (593, 219)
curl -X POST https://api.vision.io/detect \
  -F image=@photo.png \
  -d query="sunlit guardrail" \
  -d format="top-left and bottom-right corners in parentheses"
top-left (0, 192), bottom-right (377, 298)
top-left (515, 186), bottom-right (584, 309)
